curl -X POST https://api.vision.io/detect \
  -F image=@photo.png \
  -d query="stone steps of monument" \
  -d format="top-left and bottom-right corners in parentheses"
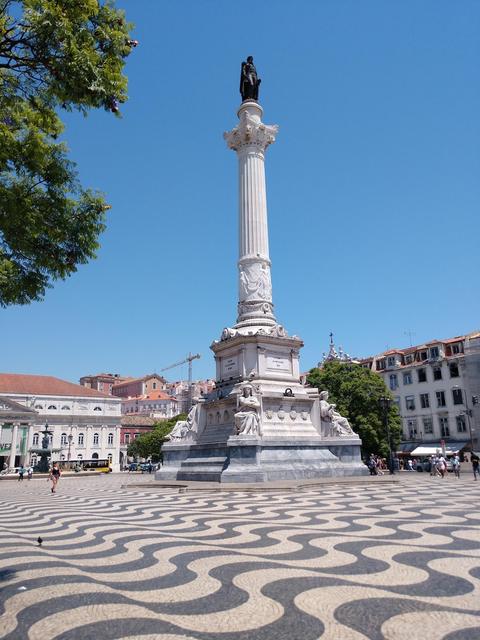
top-left (177, 455), bottom-right (228, 482)
top-left (181, 457), bottom-right (227, 467)
top-left (198, 425), bottom-right (234, 444)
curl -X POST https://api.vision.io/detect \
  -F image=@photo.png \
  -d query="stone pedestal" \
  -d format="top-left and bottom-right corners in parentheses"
top-left (221, 435), bottom-right (264, 483)
top-left (157, 98), bottom-right (367, 484)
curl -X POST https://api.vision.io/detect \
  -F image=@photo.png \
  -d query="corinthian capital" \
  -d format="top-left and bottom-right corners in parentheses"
top-left (224, 110), bottom-right (278, 152)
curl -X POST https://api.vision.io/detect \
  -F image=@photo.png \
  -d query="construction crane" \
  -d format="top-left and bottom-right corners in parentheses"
top-left (160, 352), bottom-right (201, 412)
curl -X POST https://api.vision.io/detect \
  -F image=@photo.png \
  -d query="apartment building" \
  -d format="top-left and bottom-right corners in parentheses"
top-left (361, 332), bottom-right (480, 453)
top-left (111, 374), bottom-right (167, 399)
top-left (121, 390), bottom-right (178, 419)
top-left (79, 373), bottom-right (130, 394)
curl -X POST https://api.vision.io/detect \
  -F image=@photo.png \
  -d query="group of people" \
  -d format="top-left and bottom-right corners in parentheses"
top-left (367, 452), bottom-right (480, 480)
top-left (16, 465), bottom-right (34, 480)
top-left (367, 454), bottom-right (393, 475)
top-left (15, 463), bottom-right (61, 493)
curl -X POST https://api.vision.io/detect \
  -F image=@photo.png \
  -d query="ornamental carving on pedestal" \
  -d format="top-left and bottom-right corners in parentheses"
top-left (239, 262), bottom-right (272, 302)
top-left (270, 324), bottom-right (287, 338)
top-left (224, 111), bottom-right (278, 152)
top-left (221, 327), bottom-right (238, 341)
top-left (237, 300), bottom-right (274, 319)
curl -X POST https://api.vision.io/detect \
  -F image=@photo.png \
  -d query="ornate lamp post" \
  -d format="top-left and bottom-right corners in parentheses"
top-left (67, 433), bottom-right (73, 462)
top-left (380, 396), bottom-right (394, 475)
top-left (453, 385), bottom-right (474, 452)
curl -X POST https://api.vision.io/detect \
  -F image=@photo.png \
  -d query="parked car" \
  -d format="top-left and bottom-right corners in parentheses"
top-left (416, 458), bottom-right (431, 473)
top-left (416, 457), bottom-right (453, 473)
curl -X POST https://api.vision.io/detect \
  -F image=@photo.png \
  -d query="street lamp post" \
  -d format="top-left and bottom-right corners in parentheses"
top-left (454, 386), bottom-right (474, 452)
top-left (380, 396), bottom-right (395, 475)
top-left (67, 434), bottom-right (73, 462)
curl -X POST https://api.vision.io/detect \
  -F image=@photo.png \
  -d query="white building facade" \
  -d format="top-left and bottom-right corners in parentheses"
top-left (0, 374), bottom-right (122, 471)
top-left (361, 332), bottom-right (480, 453)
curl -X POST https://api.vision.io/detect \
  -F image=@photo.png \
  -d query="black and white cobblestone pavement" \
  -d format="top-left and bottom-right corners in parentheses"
top-left (0, 472), bottom-right (479, 639)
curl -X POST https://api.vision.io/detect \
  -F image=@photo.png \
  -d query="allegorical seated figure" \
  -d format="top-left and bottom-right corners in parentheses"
top-left (169, 403), bottom-right (198, 441)
top-left (234, 385), bottom-right (261, 435)
top-left (319, 390), bottom-right (356, 437)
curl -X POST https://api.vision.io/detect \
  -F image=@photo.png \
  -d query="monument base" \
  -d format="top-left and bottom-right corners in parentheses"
top-left (156, 438), bottom-right (367, 484)
top-left (156, 329), bottom-right (368, 483)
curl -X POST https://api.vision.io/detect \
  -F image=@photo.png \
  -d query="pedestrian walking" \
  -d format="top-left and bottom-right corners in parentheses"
top-left (436, 455), bottom-right (447, 478)
top-left (376, 457), bottom-right (384, 476)
top-left (471, 452), bottom-right (479, 481)
top-left (27, 465), bottom-right (33, 480)
top-left (451, 454), bottom-right (460, 479)
top-left (17, 465), bottom-right (25, 481)
top-left (49, 463), bottom-right (61, 493)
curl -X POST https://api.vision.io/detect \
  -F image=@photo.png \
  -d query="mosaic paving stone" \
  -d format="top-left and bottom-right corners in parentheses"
top-left (0, 473), bottom-right (479, 639)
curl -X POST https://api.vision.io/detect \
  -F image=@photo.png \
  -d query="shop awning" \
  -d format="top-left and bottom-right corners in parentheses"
top-left (410, 441), bottom-right (469, 456)
top-left (396, 442), bottom-right (418, 454)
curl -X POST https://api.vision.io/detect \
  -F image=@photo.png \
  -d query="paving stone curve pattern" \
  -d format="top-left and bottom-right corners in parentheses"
top-left (0, 474), bottom-right (479, 640)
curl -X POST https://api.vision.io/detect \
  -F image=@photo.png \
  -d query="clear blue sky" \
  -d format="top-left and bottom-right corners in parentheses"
top-left (2, 0), bottom-right (479, 383)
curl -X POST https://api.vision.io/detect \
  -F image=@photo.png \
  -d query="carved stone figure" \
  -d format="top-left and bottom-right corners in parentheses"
top-left (234, 385), bottom-right (261, 435)
top-left (240, 56), bottom-right (261, 101)
top-left (239, 262), bottom-right (272, 301)
top-left (319, 390), bottom-right (356, 437)
top-left (168, 421), bottom-right (189, 441)
top-left (169, 403), bottom-right (199, 441)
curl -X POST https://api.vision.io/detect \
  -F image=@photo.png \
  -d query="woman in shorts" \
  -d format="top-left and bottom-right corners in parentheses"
top-left (49, 463), bottom-right (61, 493)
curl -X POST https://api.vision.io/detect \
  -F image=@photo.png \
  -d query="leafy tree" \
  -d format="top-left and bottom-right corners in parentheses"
top-left (127, 414), bottom-right (187, 462)
top-left (0, 0), bottom-right (136, 306)
top-left (307, 360), bottom-right (402, 458)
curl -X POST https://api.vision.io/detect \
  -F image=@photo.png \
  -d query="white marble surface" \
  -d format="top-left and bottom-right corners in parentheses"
top-left (224, 101), bottom-right (278, 330)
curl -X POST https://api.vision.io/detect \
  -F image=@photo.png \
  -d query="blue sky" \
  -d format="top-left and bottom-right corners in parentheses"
top-left (2, 0), bottom-right (479, 383)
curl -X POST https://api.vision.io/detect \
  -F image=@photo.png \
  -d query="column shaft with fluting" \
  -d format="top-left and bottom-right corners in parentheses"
top-left (224, 101), bottom-right (279, 329)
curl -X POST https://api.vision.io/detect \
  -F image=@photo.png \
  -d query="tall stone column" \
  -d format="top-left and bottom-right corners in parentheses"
top-left (224, 101), bottom-right (278, 330)
top-left (8, 422), bottom-right (19, 469)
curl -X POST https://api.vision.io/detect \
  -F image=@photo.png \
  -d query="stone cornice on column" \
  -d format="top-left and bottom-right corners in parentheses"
top-left (223, 102), bottom-right (278, 153)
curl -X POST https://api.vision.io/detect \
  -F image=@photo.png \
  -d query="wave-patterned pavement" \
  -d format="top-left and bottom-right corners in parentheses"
top-left (0, 474), bottom-right (479, 639)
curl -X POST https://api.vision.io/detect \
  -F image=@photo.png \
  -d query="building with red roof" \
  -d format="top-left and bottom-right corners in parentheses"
top-left (0, 373), bottom-right (122, 471)
top-left (122, 389), bottom-right (178, 420)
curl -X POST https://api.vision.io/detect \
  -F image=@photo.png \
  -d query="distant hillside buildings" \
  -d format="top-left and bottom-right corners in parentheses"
top-left (79, 373), bottom-right (129, 394)
top-left (80, 372), bottom-right (215, 417)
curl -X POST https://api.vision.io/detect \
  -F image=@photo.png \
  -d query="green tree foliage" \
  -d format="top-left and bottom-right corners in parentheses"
top-left (307, 360), bottom-right (402, 457)
top-left (0, 0), bottom-right (136, 305)
top-left (127, 414), bottom-right (187, 462)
